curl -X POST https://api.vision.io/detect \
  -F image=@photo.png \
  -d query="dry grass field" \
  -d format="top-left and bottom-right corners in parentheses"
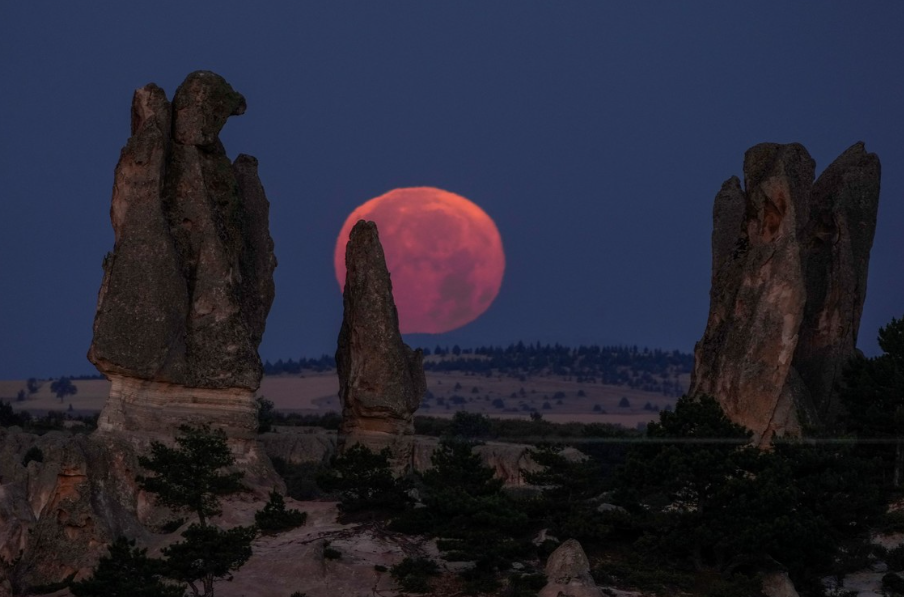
top-left (1, 370), bottom-right (683, 429)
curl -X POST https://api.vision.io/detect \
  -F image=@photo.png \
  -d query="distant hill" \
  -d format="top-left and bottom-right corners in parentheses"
top-left (264, 342), bottom-right (693, 398)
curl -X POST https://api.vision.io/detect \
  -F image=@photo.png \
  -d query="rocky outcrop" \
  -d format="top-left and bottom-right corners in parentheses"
top-left (761, 571), bottom-right (800, 597)
top-left (335, 221), bottom-right (426, 466)
top-left (0, 428), bottom-right (158, 589)
top-left (690, 142), bottom-right (880, 444)
top-left (539, 539), bottom-right (603, 597)
top-left (260, 428), bottom-right (548, 486)
top-left (87, 70), bottom-right (276, 441)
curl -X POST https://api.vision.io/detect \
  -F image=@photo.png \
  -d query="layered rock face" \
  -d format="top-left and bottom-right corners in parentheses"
top-left (0, 428), bottom-right (163, 589)
top-left (88, 71), bottom-right (276, 443)
top-left (690, 142), bottom-right (880, 444)
top-left (336, 221), bottom-right (426, 465)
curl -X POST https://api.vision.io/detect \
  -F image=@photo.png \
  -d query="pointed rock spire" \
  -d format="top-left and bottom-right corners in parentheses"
top-left (336, 220), bottom-right (425, 466)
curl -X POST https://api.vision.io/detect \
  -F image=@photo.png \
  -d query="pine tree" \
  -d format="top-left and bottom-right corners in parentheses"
top-left (69, 537), bottom-right (184, 597)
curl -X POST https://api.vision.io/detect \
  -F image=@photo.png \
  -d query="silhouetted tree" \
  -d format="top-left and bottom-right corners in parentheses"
top-left (50, 377), bottom-right (77, 401)
top-left (70, 537), bottom-right (184, 597)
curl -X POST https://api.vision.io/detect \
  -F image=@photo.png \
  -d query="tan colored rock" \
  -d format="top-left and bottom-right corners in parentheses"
top-left (690, 142), bottom-right (880, 444)
top-left (85, 71), bottom-right (278, 496)
top-left (539, 538), bottom-right (602, 597)
top-left (761, 570), bottom-right (800, 597)
top-left (336, 220), bottom-right (426, 466)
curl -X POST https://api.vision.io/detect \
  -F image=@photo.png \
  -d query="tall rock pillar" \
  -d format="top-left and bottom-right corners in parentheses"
top-left (690, 142), bottom-right (880, 445)
top-left (88, 71), bottom-right (276, 463)
top-left (336, 220), bottom-right (425, 468)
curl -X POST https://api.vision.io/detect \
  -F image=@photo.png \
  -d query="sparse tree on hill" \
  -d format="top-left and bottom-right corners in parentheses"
top-left (50, 377), bottom-right (77, 402)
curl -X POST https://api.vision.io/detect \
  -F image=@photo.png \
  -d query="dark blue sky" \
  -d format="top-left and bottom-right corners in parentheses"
top-left (1, 2), bottom-right (902, 379)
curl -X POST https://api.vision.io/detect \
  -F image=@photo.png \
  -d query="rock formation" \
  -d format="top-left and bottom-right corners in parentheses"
top-left (87, 70), bottom-right (276, 448)
top-left (0, 427), bottom-right (163, 590)
top-left (690, 142), bottom-right (880, 444)
top-left (539, 539), bottom-right (603, 597)
top-left (0, 72), bottom-right (279, 592)
top-left (335, 220), bottom-right (426, 466)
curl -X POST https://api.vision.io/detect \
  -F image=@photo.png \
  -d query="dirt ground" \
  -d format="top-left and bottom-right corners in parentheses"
top-left (1, 371), bottom-right (679, 429)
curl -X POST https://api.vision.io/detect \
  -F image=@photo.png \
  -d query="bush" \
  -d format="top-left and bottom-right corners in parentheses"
top-left (256, 396), bottom-right (275, 433)
top-left (70, 537), bottom-right (184, 597)
top-left (162, 523), bottom-right (256, 594)
top-left (317, 444), bottom-right (412, 517)
top-left (0, 400), bottom-right (29, 427)
top-left (255, 490), bottom-right (307, 533)
top-left (323, 543), bottom-right (342, 560)
top-left (390, 557), bottom-right (440, 593)
top-left (884, 572), bottom-right (904, 596)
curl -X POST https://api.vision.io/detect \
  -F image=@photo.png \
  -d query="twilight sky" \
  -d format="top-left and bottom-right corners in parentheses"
top-left (1, 2), bottom-right (902, 380)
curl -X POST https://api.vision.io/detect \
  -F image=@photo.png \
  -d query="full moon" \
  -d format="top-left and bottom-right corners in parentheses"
top-left (334, 187), bottom-right (505, 334)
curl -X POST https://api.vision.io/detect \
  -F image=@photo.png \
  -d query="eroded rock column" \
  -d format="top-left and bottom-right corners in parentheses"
top-left (336, 220), bottom-right (425, 468)
top-left (690, 142), bottom-right (880, 444)
top-left (88, 71), bottom-right (276, 457)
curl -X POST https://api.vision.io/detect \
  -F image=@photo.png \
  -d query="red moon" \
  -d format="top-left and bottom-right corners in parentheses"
top-left (334, 187), bottom-right (505, 334)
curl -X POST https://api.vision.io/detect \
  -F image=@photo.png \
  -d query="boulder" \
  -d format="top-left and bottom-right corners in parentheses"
top-left (690, 142), bottom-right (880, 444)
top-left (335, 221), bottom-right (426, 467)
top-left (761, 570), bottom-right (800, 597)
top-left (539, 538), bottom-right (602, 597)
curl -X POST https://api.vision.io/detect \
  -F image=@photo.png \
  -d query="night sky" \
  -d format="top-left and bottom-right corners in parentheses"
top-left (1, 3), bottom-right (902, 380)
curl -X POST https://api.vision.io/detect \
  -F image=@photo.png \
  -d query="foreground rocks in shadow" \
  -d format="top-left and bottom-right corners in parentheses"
top-left (335, 221), bottom-right (426, 467)
top-left (87, 70), bottom-right (276, 450)
top-left (0, 428), bottom-right (160, 590)
top-left (690, 142), bottom-right (880, 444)
top-left (0, 72), bottom-right (280, 593)
top-left (539, 538), bottom-right (603, 597)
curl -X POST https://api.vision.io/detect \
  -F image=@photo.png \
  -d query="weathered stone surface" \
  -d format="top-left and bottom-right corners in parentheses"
top-left (761, 570), bottom-right (800, 597)
top-left (0, 428), bottom-right (154, 589)
top-left (690, 142), bottom-right (880, 443)
top-left (87, 71), bottom-right (276, 441)
top-left (793, 142), bottom-right (881, 422)
top-left (259, 428), bottom-right (547, 486)
top-left (335, 221), bottom-right (426, 465)
top-left (539, 538), bottom-right (603, 597)
top-left (89, 71), bottom-right (275, 393)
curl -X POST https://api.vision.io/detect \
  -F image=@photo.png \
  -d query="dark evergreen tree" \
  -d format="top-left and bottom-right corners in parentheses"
top-left (69, 537), bottom-right (184, 597)
top-left (137, 423), bottom-right (246, 526)
top-left (137, 423), bottom-right (256, 596)
top-left (255, 396), bottom-right (275, 433)
top-left (162, 523), bottom-right (256, 597)
top-left (317, 444), bottom-right (412, 517)
top-left (841, 315), bottom-right (904, 486)
top-left (255, 490), bottom-right (307, 533)
top-left (395, 438), bottom-right (532, 593)
top-left (523, 444), bottom-right (610, 545)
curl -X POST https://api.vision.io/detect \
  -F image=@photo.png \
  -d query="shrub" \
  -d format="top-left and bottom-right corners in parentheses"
top-left (255, 490), bottom-right (307, 533)
top-left (70, 537), bottom-right (184, 597)
top-left (317, 444), bottom-right (412, 517)
top-left (390, 557), bottom-right (440, 593)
